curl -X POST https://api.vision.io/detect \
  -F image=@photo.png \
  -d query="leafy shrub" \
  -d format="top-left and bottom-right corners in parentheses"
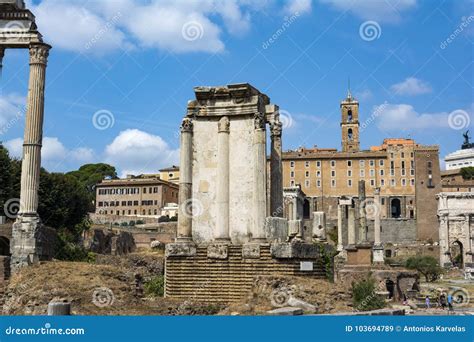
top-left (169, 216), bottom-right (178, 222)
top-left (129, 221), bottom-right (135, 226)
top-left (158, 216), bottom-right (170, 223)
top-left (136, 220), bottom-right (145, 225)
top-left (405, 256), bottom-right (442, 282)
top-left (120, 222), bottom-right (128, 227)
top-left (352, 276), bottom-right (386, 311)
top-left (144, 276), bottom-right (164, 297)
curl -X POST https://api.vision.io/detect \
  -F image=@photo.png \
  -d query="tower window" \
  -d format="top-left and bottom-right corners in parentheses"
top-left (348, 109), bottom-right (353, 121)
top-left (348, 128), bottom-right (353, 141)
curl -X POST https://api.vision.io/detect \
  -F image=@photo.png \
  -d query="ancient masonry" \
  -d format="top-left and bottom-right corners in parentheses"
top-left (0, 1), bottom-right (54, 271)
top-left (165, 84), bottom-right (326, 302)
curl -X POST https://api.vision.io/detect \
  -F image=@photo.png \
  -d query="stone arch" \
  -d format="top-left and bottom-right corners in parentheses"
top-left (450, 240), bottom-right (463, 268)
top-left (385, 279), bottom-right (395, 299)
top-left (391, 198), bottom-right (401, 218)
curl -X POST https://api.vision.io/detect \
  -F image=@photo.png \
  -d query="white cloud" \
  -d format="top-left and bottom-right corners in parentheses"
top-left (319, 0), bottom-right (417, 23)
top-left (390, 77), bottom-right (432, 96)
top-left (284, 0), bottom-right (312, 15)
top-left (104, 129), bottom-right (179, 177)
top-left (374, 103), bottom-right (467, 130)
top-left (354, 89), bottom-right (373, 100)
top-left (0, 93), bottom-right (25, 129)
top-left (4, 136), bottom-right (95, 170)
top-left (28, 0), bottom-right (264, 54)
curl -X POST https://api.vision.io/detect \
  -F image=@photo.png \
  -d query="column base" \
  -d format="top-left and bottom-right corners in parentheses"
top-left (165, 241), bottom-right (197, 257)
top-left (372, 244), bottom-right (385, 264)
top-left (11, 215), bottom-right (54, 272)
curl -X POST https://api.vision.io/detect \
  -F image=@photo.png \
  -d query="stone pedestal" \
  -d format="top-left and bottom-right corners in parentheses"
top-left (373, 244), bottom-right (385, 263)
top-left (312, 211), bottom-right (326, 241)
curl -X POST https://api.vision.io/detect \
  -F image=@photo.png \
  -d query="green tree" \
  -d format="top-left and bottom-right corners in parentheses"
top-left (460, 167), bottom-right (474, 180)
top-left (0, 144), bottom-right (13, 217)
top-left (352, 275), bottom-right (386, 311)
top-left (405, 256), bottom-right (442, 282)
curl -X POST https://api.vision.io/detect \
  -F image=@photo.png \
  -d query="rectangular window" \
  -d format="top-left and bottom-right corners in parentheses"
top-left (305, 180), bottom-right (310, 187)
top-left (331, 170), bottom-right (336, 177)
top-left (370, 179), bottom-right (375, 186)
top-left (347, 170), bottom-right (352, 177)
top-left (380, 169), bottom-right (384, 176)
top-left (143, 188), bottom-right (147, 194)
top-left (410, 152), bottom-right (414, 158)
top-left (401, 169), bottom-right (406, 176)
top-left (331, 179), bottom-right (336, 187)
top-left (348, 179), bottom-right (352, 187)
top-left (305, 161), bottom-right (310, 168)
top-left (317, 180), bottom-right (321, 187)
top-left (290, 171), bottom-right (295, 178)
top-left (369, 160), bottom-right (375, 167)
top-left (290, 161), bottom-right (295, 168)
top-left (402, 178), bottom-right (407, 186)
top-left (316, 161), bottom-right (321, 168)
top-left (347, 160), bottom-right (352, 167)
top-left (370, 169), bottom-right (375, 177)
top-left (391, 179), bottom-right (396, 186)
top-left (390, 169), bottom-right (395, 176)
top-left (359, 160), bottom-right (365, 167)
top-left (401, 152), bottom-right (405, 158)
top-left (380, 179), bottom-right (385, 186)
top-left (360, 169), bottom-right (365, 177)
top-left (379, 160), bottom-right (384, 166)
top-left (410, 179), bottom-right (415, 186)
top-left (390, 153), bottom-right (394, 159)
top-left (410, 169), bottom-right (415, 176)
top-left (290, 180), bottom-right (295, 186)
top-left (331, 160), bottom-right (336, 168)
top-left (316, 170), bottom-right (321, 177)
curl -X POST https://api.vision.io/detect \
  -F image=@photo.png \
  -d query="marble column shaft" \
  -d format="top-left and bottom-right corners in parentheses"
top-left (177, 117), bottom-right (193, 241)
top-left (439, 215), bottom-right (450, 266)
top-left (216, 116), bottom-right (230, 241)
top-left (374, 188), bottom-right (381, 245)
top-left (270, 119), bottom-right (283, 217)
top-left (337, 204), bottom-right (343, 251)
top-left (19, 43), bottom-right (50, 218)
top-left (252, 113), bottom-right (267, 241)
top-left (347, 207), bottom-right (356, 245)
top-left (358, 180), bottom-right (367, 243)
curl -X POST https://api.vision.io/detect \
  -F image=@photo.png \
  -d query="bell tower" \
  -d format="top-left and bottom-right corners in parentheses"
top-left (340, 88), bottom-right (360, 152)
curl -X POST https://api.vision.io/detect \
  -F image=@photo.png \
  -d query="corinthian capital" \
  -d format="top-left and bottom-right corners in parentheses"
top-left (29, 44), bottom-right (51, 66)
top-left (254, 112), bottom-right (266, 130)
top-left (270, 120), bottom-right (282, 137)
top-left (180, 117), bottom-right (193, 133)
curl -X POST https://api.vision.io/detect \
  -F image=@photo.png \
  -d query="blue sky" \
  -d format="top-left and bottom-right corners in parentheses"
top-left (0, 0), bottom-right (472, 176)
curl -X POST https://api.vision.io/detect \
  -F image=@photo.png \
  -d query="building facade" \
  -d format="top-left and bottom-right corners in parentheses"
top-left (281, 91), bottom-right (441, 243)
top-left (95, 176), bottom-right (179, 217)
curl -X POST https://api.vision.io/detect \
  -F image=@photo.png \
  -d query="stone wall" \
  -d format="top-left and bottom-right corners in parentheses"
top-left (165, 244), bottom-right (326, 303)
top-left (89, 213), bottom-right (159, 225)
top-left (85, 229), bottom-right (136, 255)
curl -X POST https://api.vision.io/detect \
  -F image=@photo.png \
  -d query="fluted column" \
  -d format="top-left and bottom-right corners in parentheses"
top-left (177, 117), bottom-right (193, 241)
top-left (358, 180), bottom-right (367, 243)
top-left (18, 43), bottom-right (50, 218)
top-left (270, 118), bottom-right (283, 217)
top-left (215, 116), bottom-right (230, 242)
top-left (337, 204), bottom-right (343, 251)
top-left (252, 112), bottom-right (267, 242)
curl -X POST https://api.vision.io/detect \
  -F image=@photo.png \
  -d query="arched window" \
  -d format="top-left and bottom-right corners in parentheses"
top-left (348, 109), bottom-right (353, 121)
top-left (391, 198), bottom-right (401, 218)
top-left (348, 128), bottom-right (353, 141)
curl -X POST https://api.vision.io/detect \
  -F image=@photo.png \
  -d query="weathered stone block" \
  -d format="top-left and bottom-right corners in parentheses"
top-left (165, 242), bottom-right (197, 257)
top-left (270, 241), bottom-right (320, 259)
top-left (288, 220), bottom-right (302, 237)
top-left (207, 244), bottom-right (228, 259)
top-left (264, 217), bottom-right (288, 242)
top-left (242, 243), bottom-right (261, 259)
top-left (267, 307), bottom-right (303, 316)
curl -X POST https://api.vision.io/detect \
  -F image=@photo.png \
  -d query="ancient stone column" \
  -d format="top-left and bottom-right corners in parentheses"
top-left (358, 180), bottom-right (367, 243)
top-left (18, 44), bottom-right (50, 217)
top-left (337, 203), bottom-right (343, 251)
top-left (270, 118), bottom-right (283, 217)
top-left (373, 187), bottom-right (384, 263)
top-left (215, 116), bottom-right (230, 242)
top-left (438, 214), bottom-right (450, 267)
top-left (177, 117), bottom-right (193, 241)
top-left (252, 113), bottom-right (267, 242)
top-left (347, 207), bottom-right (356, 246)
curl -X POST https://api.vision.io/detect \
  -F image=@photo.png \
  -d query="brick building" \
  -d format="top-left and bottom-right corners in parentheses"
top-left (281, 91), bottom-right (441, 243)
top-left (95, 175), bottom-right (179, 217)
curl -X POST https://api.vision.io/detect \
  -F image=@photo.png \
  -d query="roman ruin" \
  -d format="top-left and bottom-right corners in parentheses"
top-left (0, 0), bottom-right (53, 271)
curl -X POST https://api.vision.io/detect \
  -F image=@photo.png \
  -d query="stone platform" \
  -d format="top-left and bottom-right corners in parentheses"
top-left (165, 243), bottom-right (326, 303)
